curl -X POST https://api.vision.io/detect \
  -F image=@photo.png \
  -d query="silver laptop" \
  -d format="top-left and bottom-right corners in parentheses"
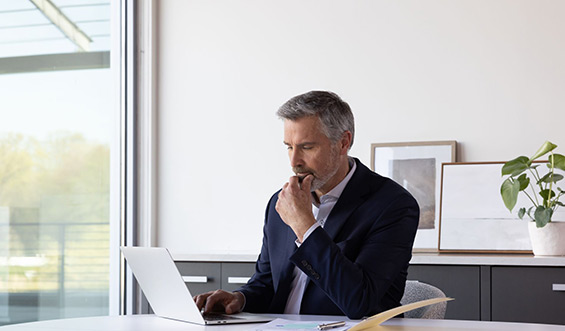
top-left (121, 246), bottom-right (272, 325)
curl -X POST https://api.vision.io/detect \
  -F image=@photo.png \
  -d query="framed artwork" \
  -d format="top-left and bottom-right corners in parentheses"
top-left (371, 141), bottom-right (456, 252)
top-left (437, 162), bottom-right (565, 253)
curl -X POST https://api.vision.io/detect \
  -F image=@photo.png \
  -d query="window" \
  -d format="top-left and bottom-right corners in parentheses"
top-left (0, 0), bottom-right (119, 325)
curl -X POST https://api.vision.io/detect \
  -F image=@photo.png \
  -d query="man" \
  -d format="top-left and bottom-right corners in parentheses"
top-left (194, 91), bottom-right (419, 319)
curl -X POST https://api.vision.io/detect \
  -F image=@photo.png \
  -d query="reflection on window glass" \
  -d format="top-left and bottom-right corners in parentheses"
top-left (0, 0), bottom-right (113, 325)
top-left (0, 0), bottom-right (110, 57)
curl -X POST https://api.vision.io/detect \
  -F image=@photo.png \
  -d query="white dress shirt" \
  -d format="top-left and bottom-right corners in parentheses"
top-left (284, 158), bottom-right (357, 314)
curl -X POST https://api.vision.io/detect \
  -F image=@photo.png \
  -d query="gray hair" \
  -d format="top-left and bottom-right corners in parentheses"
top-left (276, 91), bottom-right (355, 149)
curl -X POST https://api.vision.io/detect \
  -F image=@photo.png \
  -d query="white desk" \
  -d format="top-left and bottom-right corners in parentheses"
top-left (2, 314), bottom-right (565, 331)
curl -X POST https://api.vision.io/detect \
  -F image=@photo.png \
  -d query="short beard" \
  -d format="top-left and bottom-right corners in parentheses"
top-left (293, 147), bottom-right (341, 192)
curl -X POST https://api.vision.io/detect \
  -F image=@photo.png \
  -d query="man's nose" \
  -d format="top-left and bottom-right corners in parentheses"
top-left (289, 149), bottom-right (303, 168)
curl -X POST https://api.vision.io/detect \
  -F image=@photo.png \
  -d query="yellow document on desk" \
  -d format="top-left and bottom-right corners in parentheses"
top-left (348, 297), bottom-right (453, 331)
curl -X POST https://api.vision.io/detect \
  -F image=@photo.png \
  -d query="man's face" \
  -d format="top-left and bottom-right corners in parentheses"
top-left (283, 116), bottom-right (343, 193)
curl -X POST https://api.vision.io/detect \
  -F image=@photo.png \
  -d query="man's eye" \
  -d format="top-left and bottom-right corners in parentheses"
top-left (303, 146), bottom-right (312, 150)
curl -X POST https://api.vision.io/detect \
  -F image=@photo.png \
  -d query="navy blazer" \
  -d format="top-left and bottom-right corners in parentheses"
top-left (238, 158), bottom-right (419, 319)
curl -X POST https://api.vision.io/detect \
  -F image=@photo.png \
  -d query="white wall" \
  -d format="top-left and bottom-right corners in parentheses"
top-left (157, 0), bottom-right (565, 255)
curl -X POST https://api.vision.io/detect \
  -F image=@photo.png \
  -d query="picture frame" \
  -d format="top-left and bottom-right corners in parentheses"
top-left (371, 141), bottom-right (456, 252)
top-left (437, 162), bottom-right (565, 253)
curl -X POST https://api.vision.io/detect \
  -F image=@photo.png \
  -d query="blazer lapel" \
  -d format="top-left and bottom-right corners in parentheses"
top-left (323, 159), bottom-right (372, 240)
top-left (301, 171), bottom-right (369, 312)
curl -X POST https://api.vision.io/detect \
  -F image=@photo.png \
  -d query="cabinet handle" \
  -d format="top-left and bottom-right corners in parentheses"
top-left (227, 277), bottom-right (250, 284)
top-left (552, 284), bottom-right (565, 292)
top-left (182, 276), bottom-right (208, 283)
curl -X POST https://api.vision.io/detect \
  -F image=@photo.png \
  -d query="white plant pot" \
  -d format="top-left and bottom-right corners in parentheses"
top-left (528, 222), bottom-right (565, 256)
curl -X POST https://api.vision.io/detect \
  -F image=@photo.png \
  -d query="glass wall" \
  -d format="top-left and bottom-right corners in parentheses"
top-left (0, 0), bottom-right (116, 325)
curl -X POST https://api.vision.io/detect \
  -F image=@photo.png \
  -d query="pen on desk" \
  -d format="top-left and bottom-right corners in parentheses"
top-left (317, 321), bottom-right (346, 330)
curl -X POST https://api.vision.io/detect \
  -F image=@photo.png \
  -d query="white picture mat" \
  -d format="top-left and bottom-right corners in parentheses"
top-left (372, 143), bottom-right (454, 250)
top-left (439, 163), bottom-right (565, 252)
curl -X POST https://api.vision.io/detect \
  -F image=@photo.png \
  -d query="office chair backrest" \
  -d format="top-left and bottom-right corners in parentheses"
top-left (400, 280), bottom-right (448, 319)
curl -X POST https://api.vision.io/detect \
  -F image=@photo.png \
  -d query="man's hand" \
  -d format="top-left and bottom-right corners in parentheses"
top-left (193, 289), bottom-right (245, 314)
top-left (275, 174), bottom-right (316, 242)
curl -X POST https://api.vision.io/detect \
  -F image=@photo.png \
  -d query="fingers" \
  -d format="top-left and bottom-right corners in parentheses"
top-left (224, 302), bottom-right (239, 314)
top-left (301, 174), bottom-right (314, 192)
top-left (193, 291), bottom-right (212, 311)
top-left (277, 177), bottom-right (297, 202)
top-left (195, 290), bottom-right (243, 314)
top-left (286, 174), bottom-right (312, 192)
top-left (276, 174), bottom-right (316, 241)
top-left (203, 290), bottom-right (223, 313)
top-left (288, 176), bottom-right (300, 190)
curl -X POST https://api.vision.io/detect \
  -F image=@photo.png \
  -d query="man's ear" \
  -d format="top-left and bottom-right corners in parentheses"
top-left (339, 131), bottom-right (352, 155)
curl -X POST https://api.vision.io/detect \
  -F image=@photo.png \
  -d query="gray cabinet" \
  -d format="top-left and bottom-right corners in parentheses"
top-left (175, 261), bottom-right (256, 294)
top-left (409, 258), bottom-right (565, 325)
top-left (407, 265), bottom-right (481, 320)
top-left (491, 266), bottom-right (565, 325)
top-left (175, 262), bottom-right (221, 295)
top-left (221, 263), bottom-right (256, 292)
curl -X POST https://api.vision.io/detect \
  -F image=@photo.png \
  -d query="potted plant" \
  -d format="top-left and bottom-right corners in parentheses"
top-left (500, 141), bottom-right (565, 255)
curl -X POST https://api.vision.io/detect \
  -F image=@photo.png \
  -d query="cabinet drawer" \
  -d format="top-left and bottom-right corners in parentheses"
top-left (221, 263), bottom-right (256, 292)
top-left (175, 262), bottom-right (221, 295)
top-left (491, 266), bottom-right (565, 325)
top-left (408, 265), bottom-right (480, 320)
